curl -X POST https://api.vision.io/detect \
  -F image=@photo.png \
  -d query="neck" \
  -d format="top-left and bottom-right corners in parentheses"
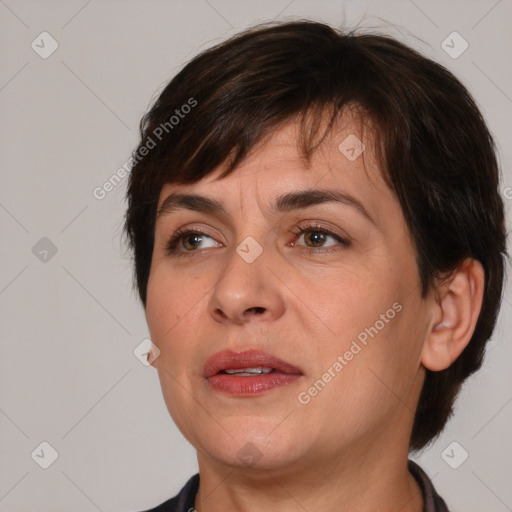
top-left (194, 437), bottom-right (423, 512)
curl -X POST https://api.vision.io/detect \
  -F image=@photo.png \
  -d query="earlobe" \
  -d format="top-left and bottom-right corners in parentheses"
top-left (421, 259), bottom-right (485, 372)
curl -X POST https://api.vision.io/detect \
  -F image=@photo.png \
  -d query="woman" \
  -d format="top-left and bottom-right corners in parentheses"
top-left (123, 20), bottom-right (507, 512)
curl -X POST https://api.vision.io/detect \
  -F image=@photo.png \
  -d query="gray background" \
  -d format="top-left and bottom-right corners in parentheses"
top-left (0, 0), bottom-right (511, 511)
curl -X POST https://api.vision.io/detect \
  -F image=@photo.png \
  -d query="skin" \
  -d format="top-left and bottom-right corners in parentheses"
top-left (145, 111), bottom-right (484, 512)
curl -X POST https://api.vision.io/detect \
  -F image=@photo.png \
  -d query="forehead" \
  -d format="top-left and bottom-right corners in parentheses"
top-left (156, 111), bottom-right (395, 225)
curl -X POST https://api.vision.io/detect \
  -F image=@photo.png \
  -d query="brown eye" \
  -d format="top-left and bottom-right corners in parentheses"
top-left (182, 233), bottom-right (204, 250)
top-left (166, 229), bottom-right (219, 256)
top-left (295, 227), bottom-right (349, 249)
top-left (303, 230), bottom-right (329, 247)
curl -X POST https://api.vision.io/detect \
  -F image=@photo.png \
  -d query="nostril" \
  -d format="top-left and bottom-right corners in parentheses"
top-left (247, 306), bottom-right (266, 315)
top-left (214, 308), bottom-right (228, 320)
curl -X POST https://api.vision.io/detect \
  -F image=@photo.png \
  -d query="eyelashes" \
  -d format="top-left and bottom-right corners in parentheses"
top-left (165, 227), bottom-right (220, 255)
top-left (289, 223), bottom-right (351, 254)
top-left (164, 222), bottom-right (351, 258)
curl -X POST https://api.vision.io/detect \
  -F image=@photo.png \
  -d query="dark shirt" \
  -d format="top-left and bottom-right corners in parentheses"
top-left (141, 460), bottom-right (449, 512)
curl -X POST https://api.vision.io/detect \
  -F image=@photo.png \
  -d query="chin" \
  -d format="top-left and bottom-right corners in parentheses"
top-left (193, 419), bottom-right (308, 471)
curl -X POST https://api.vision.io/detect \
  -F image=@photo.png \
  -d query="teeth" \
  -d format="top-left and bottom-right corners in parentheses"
top-left (224, 367), bottom-right (273, 375)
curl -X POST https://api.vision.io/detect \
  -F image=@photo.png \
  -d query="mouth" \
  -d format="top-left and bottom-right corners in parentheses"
top-left (220, 367), bottom-right (282, 376)
top-left (203, 349), bottom-right (303, 396)
top-left (203, 349), bottom-right (303, 378)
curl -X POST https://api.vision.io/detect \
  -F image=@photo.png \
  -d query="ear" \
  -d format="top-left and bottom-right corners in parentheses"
top-left (421, 258), bottom-right (485, 372)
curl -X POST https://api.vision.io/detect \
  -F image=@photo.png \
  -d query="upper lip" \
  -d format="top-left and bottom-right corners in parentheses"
top-left (203, 349), bottom-right (303, 378)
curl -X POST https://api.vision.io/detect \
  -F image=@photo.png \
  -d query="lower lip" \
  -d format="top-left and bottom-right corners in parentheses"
top-left (207, 372), bottom-right (302, 396)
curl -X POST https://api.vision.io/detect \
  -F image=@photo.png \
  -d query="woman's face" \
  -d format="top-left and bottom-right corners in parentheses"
top-left (145, 115), bottom-right (432, 473)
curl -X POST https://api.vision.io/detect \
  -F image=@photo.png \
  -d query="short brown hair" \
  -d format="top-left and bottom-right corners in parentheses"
top-left (123, 20), bottom-right (508, 450)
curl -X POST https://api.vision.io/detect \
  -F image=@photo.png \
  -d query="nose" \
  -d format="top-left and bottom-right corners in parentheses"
top-left (207, 244), bottom-right (286, 325)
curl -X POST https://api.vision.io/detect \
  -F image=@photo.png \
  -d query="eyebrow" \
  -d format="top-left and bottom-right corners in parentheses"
top-left (156, 189), bottom-right (377, 226)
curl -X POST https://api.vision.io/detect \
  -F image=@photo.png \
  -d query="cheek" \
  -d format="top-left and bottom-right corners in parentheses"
top-left (300, 272), bottom-right (420, 395)
top-left (146, 266), bottom-right (206, 336)
top-left (334, 297), bottom-right (426, 413)
top-left (300, 270), bottom-right (396, 348)
top-left (145, 271), bottom-right (206, 384)
top-left (146, 272), bottom-right (206, 416)
top-left (299, 310), bottom-right (421, 438)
